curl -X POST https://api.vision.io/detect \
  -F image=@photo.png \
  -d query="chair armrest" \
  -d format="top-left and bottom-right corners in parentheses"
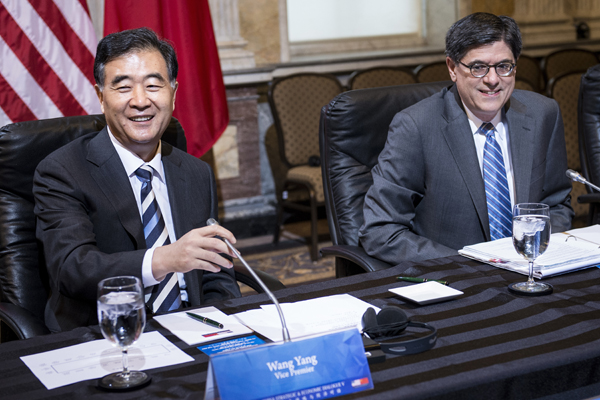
top-left (320, 244), bottom-right (392, 276)
top-left (578, 193), bottom-right (600, 204)
top-left (234, 265), bottom-right (286, 293)
top-left (0, 302), bottom-right (50, 341)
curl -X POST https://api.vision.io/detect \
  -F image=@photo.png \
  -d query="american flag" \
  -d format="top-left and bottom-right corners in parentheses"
top-left (0, 0), bottom-right (100, 126)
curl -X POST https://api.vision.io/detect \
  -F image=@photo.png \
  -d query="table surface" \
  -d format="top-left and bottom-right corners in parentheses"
top-left (2, 255), bottom-right (600, 400)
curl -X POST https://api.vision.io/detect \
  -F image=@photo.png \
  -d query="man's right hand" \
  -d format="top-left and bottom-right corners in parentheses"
top-left (151, 224), bottom-right (237, 282)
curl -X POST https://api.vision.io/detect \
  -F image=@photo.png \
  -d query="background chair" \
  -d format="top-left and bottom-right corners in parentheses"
top-left (516, 54), bottom-right (543, 93)
top-left (514, 78), bottom-right (536, 92)
top-left (347, 67), bottom-right (416, 90)
top-left (541, 48), bottom-right (599, 84)
top-left (268, 73), bottom-right (343, 261)
top-left (577, 64), bottom-right (600, 225)
top-left (319, 81), bottom-right (451, 277)
top-left (414, 61), bottom-right (450, 83)
top-left (547, 70), bottom-right (590, 226)
top-left (0, 115), bottom-right (284, 343)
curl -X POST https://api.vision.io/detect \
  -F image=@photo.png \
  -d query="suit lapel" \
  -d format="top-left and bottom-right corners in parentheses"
top-left (86, 128), bottom-right (146, 248)
top-left (504, 97), bottom-right (535, 204)
top-left (441, 86), bottom-right (490, 239)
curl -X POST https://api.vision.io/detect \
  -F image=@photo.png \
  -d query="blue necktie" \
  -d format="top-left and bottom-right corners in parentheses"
top-left (135, 165), bottom-right (182, 314)
top-left (481, 123), bottom-right (512, 240)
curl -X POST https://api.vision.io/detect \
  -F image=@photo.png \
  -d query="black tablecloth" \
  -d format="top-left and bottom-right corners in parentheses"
top-left (2, 255), bottom-right (600, 399)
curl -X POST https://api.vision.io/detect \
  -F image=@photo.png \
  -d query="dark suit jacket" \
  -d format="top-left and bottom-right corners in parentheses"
top-left (33, 128), bottom-right (241, 332)
top-left (359, 85), bottom-right (574, 264)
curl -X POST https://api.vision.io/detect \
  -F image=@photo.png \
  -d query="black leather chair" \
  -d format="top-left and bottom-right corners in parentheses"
top-left (578, 65), bottom-right (600, 225)
top-left (0, 115), bottom-right (284, 342)
top-left (319, 81), bottom-right (452, 277)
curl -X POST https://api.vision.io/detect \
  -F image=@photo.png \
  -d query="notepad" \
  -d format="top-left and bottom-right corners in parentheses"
top-left (459, 225), bottom-right (600, 278)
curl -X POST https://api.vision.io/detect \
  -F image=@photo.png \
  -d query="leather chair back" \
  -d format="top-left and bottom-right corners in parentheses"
top-left (320, 81), bottom-right (451, 247)
top-left (0, 115), bottom-right (186, 322)
top-left (578, 64), bottom-right (600, 224)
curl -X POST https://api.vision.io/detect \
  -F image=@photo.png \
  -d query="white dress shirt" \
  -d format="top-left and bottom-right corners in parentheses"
top-left (463, 104), bottom-right (516, 208)
top-left (107, 128), bottom-right (188, 301)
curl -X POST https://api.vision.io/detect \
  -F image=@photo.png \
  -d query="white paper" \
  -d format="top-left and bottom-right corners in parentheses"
top-left (153, 306), bottom-right (253, 345)
top-left (20, 331), bottom-right (193, 390)
top-left (233, 294), bottom-right (379, 342)
top-left (389, 281), bottom-right (463, 305)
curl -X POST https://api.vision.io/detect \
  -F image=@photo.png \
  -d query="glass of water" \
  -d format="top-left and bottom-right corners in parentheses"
top-left (97, 276), bottom-right (150, 390)
top-left (508, 203), bottom-right (553, 296)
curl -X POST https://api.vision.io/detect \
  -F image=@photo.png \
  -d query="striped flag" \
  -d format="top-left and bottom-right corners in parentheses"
top-left (0, 0), bottom-right (100, 127)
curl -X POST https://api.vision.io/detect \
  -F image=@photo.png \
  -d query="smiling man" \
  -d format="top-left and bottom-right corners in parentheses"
top-left (33, 28), bottom-right (241, 332)
top-left (358, 13), bottom-right (574, 264)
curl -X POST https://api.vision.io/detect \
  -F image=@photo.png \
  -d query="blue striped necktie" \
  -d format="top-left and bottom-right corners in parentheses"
top-left (135, 165), bottom-right (182, 314)
top-left (480, 123), bottom-right (513, 240)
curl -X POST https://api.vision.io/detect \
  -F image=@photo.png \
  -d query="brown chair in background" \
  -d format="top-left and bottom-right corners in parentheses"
top-left (516, 54), bottom-right (543, 93)
top-left (414, 61), bottom-right (450, 83)
top-left (348, 67), bottom-right (416, 90)
top-left (547, 70), bottom-right (589, 226)
top-left (514, 78), bottom-right (536, 92)
top-left (268, 73), bottom-right (343, 261)
top-left (541, 48), bottom-right (599, 84)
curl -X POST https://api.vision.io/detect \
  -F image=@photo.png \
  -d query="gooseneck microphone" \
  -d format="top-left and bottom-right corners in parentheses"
top-left (566, 169), bottom-right (600, 192)
top-left (206, 218), bottom-right (291, 342)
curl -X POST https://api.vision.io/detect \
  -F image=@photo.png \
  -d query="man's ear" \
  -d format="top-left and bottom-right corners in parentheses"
top-left (94, 84), bottom-right (105, 114)
top-left (172, 81), bottom-right (178, 110)
top-left (446, 57), bottom-right (457, 82)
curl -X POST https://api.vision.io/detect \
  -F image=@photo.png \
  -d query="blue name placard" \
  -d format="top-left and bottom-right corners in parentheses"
top-left (204, 329), bottom-right (373, 400)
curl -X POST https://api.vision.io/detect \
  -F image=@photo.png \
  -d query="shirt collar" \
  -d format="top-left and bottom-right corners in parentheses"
top-left (462, 102), bottom-right (505, 140)
top-left (107, 126), bottom-right (165, 182)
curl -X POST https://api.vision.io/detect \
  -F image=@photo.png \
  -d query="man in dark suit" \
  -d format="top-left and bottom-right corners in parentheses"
top-left (359, 13), bottom-right (574, 265)
top-left (33, 28), bottom-right (241, 332)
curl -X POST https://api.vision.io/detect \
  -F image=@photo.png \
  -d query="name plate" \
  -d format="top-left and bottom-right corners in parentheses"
top-left (204, 329), bottom-right (373, 400)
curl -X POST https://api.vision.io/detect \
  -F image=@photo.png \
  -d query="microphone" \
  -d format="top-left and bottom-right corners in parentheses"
top-left (566, 169), bottom-right (600, 192)
top-left (206, 218), bottom-right (291, 342)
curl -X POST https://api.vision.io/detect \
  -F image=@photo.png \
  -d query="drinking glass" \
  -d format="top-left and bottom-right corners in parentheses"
top-left (508, 203), bottom-right (553, 296)
top-left (97, 276), bottom-right (150, 390)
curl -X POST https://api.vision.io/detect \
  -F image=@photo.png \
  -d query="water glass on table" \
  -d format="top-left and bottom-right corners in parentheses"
top-left (97, 275), bottom-right (150, 390)
top-left (509, 203), bottom-right (553, 296)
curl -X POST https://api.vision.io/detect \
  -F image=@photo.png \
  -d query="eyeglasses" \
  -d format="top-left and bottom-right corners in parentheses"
top-left (459, 61), bottom-right (516, 78)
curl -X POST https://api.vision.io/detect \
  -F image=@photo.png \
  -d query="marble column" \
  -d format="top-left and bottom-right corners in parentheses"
top-left (208, 0), bottom-right (256, 71)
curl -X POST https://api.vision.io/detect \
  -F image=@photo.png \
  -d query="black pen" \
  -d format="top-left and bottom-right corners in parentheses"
top-left (397, 277), bottom-right (449, 286)
top-left (186, 312), bottom-right (224, 329)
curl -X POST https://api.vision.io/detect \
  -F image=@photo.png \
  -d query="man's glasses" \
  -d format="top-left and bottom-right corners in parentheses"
top-left (459, 61), bottom-right (515, 78)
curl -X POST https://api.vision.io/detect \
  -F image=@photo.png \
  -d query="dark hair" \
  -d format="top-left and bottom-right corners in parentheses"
top-left (94, 27), bottom-right (178, 89)
top-left (445, 13), bottom-right (522, 63)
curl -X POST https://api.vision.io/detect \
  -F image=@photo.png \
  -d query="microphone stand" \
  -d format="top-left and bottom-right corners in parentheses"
top-left (207, 218), bottom-right (291, 342)
top-left (566, 169), bottom-right (600, 192)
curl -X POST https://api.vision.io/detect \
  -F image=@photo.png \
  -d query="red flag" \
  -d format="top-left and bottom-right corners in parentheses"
top-left (104, 0), bottom-right (229, 158)
top-left (0, 0), bottom-right (100, 126)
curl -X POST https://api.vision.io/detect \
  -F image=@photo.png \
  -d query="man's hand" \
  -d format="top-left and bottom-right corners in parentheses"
top-left (151, 225), bottom-right (237, 281)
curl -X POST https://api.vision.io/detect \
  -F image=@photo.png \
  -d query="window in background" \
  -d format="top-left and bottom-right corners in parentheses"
top-left (283, 0), bottom-right (424, 60)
